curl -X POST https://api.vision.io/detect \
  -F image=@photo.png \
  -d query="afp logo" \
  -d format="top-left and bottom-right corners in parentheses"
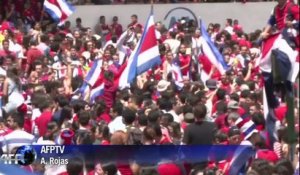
top-left (0, 145), bottom-right (37, 165)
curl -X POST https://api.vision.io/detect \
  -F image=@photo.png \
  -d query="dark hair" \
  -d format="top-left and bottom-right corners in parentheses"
top-left (131, 14), bottom-right (138, 19)
top-left (7, 66), bottom-right (21, 89)
top-left (216, 88), bottom-right (226, 100)
top-left (77, 131), bottom-right (94, 144)
top-left (95, 100), bottom-right (107, 116)
top-left (112, 101), bottom-right (123, 116)
top-left (275, 159), bottom-right (294, 175)
top-left (147, 110), bottom-right (161, 124)
top-left (193, 104), bottom-right (207, 120)
top-left (251, 159), bottom-right (274, 175)
top-left (157, 98), bottom-right (173, 111)
top-left (71, 100), bottom-right (86, 114)
top-left (78, 111), bottom-right (90, 126)
top-left (226, 18), bottom-right (233, 26)
top-left (58, 105), bottom-right (73, 127)
top-left (96, 122), bottom-right (110, 140)
top-left (9, 111), bottom-right (24, 128)
top-left (55, 95), bottom-right (69, 108)
top-left (102, 162), bottom-right (118, 175)
top-left (230, 93), bottom-right (240, 102)
top-left (240, 90), bottom-right (251, 98)
top-left (143, 126), bottom-right (156, 142)
top-left (138, 114), bottom-right (148, 127)
top-left (162, 113), bottom-right (174, 123)
top-left (216, 101), bottom-right (227, 114)
top-left (66, 157), bottom-right (84, 175)
top-left (122, 108), bottom-right (136, 125)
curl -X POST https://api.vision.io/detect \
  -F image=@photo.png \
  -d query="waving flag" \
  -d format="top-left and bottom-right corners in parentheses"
top-left (118, 8), bottom-right (161, 89)
top-left (44, 0), bottom-right (75, 24)
top-left (259, 33), bottom-right (298, 83)
top-left (259, 34), bottom-right (298, 143)
top-left (171, 61), bottom-right (184, 90)
top-left (198, 19), bottom-right (229, 83)
top-left (79, 60), bottom-right (104, 102)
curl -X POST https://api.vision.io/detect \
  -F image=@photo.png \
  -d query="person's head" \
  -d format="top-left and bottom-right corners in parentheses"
top-left (112, 53), bottom-right (119, 65)
top-left (110, 101), bottom-right (123, 119)
top-left (2, 39), bottom-right (9, 51)
top-left (101, 162), bottom-right (118, 175)
top-left (160, 113), bottom-right (173, 127)
top-left (76, 18), bottom-right (82, 25)
top-left (147, 109), bottom-right (161, 125)
top-left (102, 60), bottom-right (109, 71)
top-left (143, 126), bottom-right (156, 145)
top-left (228, 126), bottom-right (241, 144)
top-left (240, 45), bottom-right (249, 57)
top-left (122, 107), bottom-right (136, 126)
top-left (249, 104), bottom-right (261, 116)
top-left (6, 111), bottom-right (24, 130)
top-left (274, 159), bottom-right (294, 175)
top-left (227, 112), bottom-right (240, 126)
top-left (78, 110), bottom-right (90, 127)
top-left (193, 104), bottom-right (207, 121)
top-left (73, 30), bottom-right (81, 39)
top-left (168, 122), bottom-right (181, 139)
top-left (226, 18), bottom-right (233, 26)
top-left (112, 16), bottom-right (118, 23)
top-left (250, 159), bottom-right (274, 175)
top-left (277, 0), bottom-right (287, 7)
top-left (99, 16), bottom-right (105, 24)
top-left (33, 60), bottom-right (43, 75)
top-left (131, 14), bottom-right (138, 24)
top-left (165, 51), bottom-right (173, 62)
top-left (66, 157), bottom-right (84, 175)
top-left (179, 44), bottom-right (186, 55)
top-left (77, 130), bottom-right (94, 144)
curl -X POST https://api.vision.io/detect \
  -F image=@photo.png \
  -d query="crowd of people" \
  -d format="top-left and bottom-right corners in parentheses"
top-left (0, 0), bottom-right (299, 174)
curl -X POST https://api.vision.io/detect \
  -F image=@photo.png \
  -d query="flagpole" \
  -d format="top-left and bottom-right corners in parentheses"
top-left (40, 0), bottom-right (46, 30)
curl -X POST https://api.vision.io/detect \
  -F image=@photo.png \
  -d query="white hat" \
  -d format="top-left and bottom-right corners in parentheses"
top-left (66, 33), bottom-right (74, 39)
top-left (240, 84), bottom-right (250, 91)
top-left (92, 34), bottom-right (101, 41)
top-left (157, 80), bottom-right (171, 92)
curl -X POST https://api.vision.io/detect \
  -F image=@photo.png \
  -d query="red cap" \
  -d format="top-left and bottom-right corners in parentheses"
top-left (157, 163), bottom-right (183, 175)
top-left (257, 150), bottom-right (279, 164)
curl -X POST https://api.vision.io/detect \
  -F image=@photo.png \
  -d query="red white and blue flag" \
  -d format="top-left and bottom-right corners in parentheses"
top-left (79, 60), bottom-right (104, 102)
top-left (198, 20), bottom-right (229, 83)
top-left (171, 61), bottom-right (184, 89)
top-left (258, 33), bottom-right (298, 83)
top-left (43, 0), bottom-right (75, 24)
top-left (118, 8), bottom-right (161, 89)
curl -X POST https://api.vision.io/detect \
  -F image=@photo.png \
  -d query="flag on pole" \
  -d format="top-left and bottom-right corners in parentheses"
top-left (171, 60), bottom-right (184, 90)
top-left (79, 60), bottom-right (104, 102)
top-left (43, 0), bottom-right (75, 25)
top-left (198, 19), bottom-right (229, 83)
top-left (118, 7), bottom-right (161, 89)
top-left (259, 34), bottom-right (298, 144)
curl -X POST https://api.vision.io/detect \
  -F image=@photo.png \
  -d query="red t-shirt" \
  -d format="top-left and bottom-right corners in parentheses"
top-left (26, 47), bottom-right (43, 66)
top-left (274, 2), bottom-right (300, 31)
top-left (179, 54), bottom-right (191, 76)
top-left (275, 104), bottom-right (287, 122)
top-left (35, 111), bottom-right (53, 137)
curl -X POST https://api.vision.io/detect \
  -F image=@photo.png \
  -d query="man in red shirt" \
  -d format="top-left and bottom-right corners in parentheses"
top-left (110, 16), bottom-right (123, 38)
top-left (35, 99), bottom-right (53, 137)
top-left (0, 39), bottom-right (16, 59)
top-left (177, 44), bottom-right (191, 78)
top-left (25, 40), bottom-right (43, 76)
top-left (261, 0), bottom-right (299, 43)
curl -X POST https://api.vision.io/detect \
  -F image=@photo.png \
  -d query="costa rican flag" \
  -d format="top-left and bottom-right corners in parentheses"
top-left (171, 61), bottom-right (184, 90)
top-left (79, 60), bottom-right (104, 102)
top-left (118, 8), bottom-right (161, 89)
top-left (258, 33), bottom-right (298, 83)
top-left (198, 19), bottom-right (229, 83)
top-left (43, 0), bottom-right (75, 24)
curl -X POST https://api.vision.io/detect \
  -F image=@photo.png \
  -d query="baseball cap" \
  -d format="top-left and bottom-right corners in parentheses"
top-left (228, 126), bottom-right (241, 137)
top-left (206, 79), bottom-right (217, 89)
top-left (228, 100), bottom-right (239, 109)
